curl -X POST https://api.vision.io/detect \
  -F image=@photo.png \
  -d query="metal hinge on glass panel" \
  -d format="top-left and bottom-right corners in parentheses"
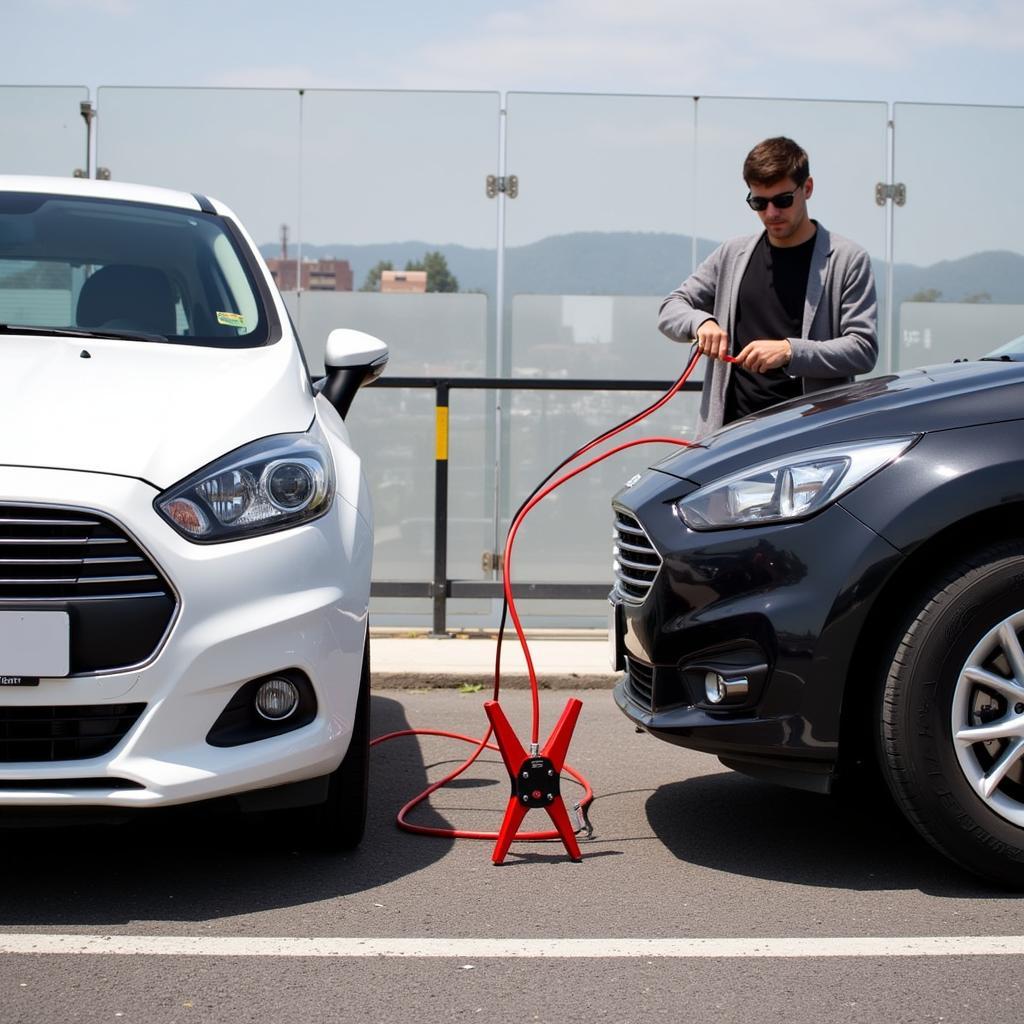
top-left (482, 551), bottom-right (505, 572)
top-left (875, 182), bottom-right (907, 206)
top-left (486, 175), bottom-right (519, 199)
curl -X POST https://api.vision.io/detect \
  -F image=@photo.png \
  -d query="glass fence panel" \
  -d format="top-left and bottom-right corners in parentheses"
top-left (299, 90), bottom-right (500, 376)
top-left (499, 93), bottom-right (696, 620)
top-left (297, 91), bottom-right (501, 622)
top-left (0, 86), bottom-right (88, 176)
top-left (95, 87), bottom-right (301, 249)
top-left (693, 97), bottom-right (890, 365)
top-left (893, 103), bottom-right (1024, 369)
top-left (503, 389), bottom-right (701, 626)
top-left (290, 291), bottom-right (489, 376)
top-left (504, 92), bottom-right (696, 378)
top-left (509, 294), bottom-right (691, 380)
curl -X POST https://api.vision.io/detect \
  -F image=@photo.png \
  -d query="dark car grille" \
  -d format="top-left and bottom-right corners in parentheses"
top-left (0, 704), bottom-right (146, 762)
top-left (0, 505), bottom-right (169, 601)
top-left (0, 505), bottom-right (177, 674)
top-left (625, 658), bottom-right (693, 713)
top-left (625, 657), bottom-right (654, 710)
top-left (613, 510), bottom-right (662, 603)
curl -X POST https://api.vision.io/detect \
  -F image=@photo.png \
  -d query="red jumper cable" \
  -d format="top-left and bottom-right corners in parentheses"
top-left (371, 345), bottom-right (730, 862)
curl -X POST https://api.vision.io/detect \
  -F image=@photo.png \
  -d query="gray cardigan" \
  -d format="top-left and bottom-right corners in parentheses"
top-left (658, 224), bottom-right (878, 437)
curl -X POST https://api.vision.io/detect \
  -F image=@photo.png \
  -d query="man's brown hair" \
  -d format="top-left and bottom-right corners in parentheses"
top-left (743, 137), bottom-right (810, 187)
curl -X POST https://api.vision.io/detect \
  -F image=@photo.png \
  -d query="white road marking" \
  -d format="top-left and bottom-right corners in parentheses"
top-left (1, 935), bottom-right (1024, 958)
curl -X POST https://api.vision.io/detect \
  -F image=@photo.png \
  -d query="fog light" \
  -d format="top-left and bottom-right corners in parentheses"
top-left (704, 671), bottom-right (749, 705)
top-left (705, 671), bottom-right (726, 704)
top-left (255, 677), bottom-right (300, 720)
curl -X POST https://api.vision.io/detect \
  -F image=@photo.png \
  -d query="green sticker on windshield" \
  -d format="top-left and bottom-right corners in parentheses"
top-left (216, 311), bottom-right (246, 328)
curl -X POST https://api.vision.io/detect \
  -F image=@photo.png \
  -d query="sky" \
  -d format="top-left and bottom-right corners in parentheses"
top-left (5, 0), bottom-right (1024, 268)
top-left (5, 0), bottom-right (1024, 106)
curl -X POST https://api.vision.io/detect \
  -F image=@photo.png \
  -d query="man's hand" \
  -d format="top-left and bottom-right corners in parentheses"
top-left (732, 339), bottom-right (792, 373)
top-left (695, 319), bottom-right (730, 361)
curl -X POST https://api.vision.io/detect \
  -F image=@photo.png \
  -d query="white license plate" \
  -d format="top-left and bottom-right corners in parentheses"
top-left (0, 610), bottom-right (70, 678)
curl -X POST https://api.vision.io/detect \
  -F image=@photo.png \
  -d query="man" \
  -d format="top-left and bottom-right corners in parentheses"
top-left (658, 136), bottom-right (878, 437)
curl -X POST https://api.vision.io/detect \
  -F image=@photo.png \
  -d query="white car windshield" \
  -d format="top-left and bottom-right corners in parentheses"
top-left (0, 192), bottom-right (271, 347)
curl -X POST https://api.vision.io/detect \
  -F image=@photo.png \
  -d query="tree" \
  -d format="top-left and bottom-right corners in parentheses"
top-left (907, 288), bottom-right (942, 303)
top-left (360, 260), bottom-right (393, 292)
top-left (405, 251), bottom-right (458, 293)
top-left (962, 291), bottom-right (992, 304)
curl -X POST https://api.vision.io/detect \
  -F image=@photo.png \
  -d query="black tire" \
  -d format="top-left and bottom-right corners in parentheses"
top-left (879, 541), bottom-right (1024, 888)
top-left (288, 631), bottom-right (370, 852)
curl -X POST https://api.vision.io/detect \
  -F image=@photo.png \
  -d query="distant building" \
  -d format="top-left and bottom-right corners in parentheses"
top-left (380, 269), bottom-right (427, 294)
top-left (266, 257), bottom-right (354, 292)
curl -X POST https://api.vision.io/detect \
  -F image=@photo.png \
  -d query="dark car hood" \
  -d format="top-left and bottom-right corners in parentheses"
top-left (655, 359), bottom-right (1024, 484)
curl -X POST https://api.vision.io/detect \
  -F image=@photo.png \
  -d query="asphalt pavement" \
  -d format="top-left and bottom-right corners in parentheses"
top-left (1, 649), bottom-right (1022, 1023)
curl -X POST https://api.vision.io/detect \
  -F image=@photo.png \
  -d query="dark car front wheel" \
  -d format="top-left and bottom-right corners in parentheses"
top-left (880, 541), bottom-right (1024, 888)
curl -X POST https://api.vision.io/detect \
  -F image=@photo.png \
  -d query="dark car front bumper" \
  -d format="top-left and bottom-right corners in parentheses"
top-left (610, 468), bottom-right (901, 792)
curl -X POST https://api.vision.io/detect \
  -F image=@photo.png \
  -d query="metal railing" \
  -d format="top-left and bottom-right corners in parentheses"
top-left (367, 375), bottom-right (701, 634)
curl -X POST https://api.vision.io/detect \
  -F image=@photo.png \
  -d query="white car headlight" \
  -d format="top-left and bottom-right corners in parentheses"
top-left (676, 437), bottom-right (916, 530)
top-left (156, 425), bottom-right (334, 542)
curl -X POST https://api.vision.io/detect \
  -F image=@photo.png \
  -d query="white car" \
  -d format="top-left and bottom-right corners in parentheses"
top-left (0, 176), bottom-right (387, 848)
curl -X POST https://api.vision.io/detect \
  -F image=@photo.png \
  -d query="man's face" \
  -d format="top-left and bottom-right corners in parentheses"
top-left (747, 175), bottom-right (813, 246)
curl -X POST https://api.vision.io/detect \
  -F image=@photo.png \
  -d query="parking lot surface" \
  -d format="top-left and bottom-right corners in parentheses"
top-left (1, 686), bottom-right (1022, 1023)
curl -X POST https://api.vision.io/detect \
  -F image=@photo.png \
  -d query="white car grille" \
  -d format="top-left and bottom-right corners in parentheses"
top-left (0, 504), bottom-right (170, 602)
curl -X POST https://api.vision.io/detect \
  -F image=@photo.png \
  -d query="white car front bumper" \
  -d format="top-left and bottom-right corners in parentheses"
top-left (0, 464), bottom-right (371, 809)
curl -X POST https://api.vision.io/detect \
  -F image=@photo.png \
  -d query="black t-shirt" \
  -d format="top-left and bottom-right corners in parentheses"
top-left (724, 231), bottom-right (816, 423)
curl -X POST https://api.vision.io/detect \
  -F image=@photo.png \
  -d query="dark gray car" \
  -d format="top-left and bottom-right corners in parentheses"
top-left (610, 346), bottom-right (1024, 887)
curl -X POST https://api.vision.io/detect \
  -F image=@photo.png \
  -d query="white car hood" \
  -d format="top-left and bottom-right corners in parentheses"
top-left (0, 334), bottom-right (314, 488)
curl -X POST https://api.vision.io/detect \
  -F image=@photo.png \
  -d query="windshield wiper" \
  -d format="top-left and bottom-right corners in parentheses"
top-left (0, 323), bottom-right (168, 343)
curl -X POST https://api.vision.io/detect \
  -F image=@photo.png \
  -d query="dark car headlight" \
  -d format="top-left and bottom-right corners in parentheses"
top-left (156, 425), bottom-right (334, 542)
top-left (677, 437), bottom-right (916, 530)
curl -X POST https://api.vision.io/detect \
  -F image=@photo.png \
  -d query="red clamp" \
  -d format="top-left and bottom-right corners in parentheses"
top-left (483, 697), bottom-right (584, 864)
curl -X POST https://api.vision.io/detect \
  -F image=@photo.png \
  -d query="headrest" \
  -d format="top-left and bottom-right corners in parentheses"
top-left (76, 265), bottom-right (177, 336)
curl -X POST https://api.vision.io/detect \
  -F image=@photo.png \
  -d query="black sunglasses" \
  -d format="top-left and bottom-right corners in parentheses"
top-left (745, 188), bottom-right (800, 211)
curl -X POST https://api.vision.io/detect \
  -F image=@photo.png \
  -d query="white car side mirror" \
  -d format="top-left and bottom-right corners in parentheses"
top-left (321, 329), bottom-right (389, 418)
top-left (325, 329), bottom-right (389, 372)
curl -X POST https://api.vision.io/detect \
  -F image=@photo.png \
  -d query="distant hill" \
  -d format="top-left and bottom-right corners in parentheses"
top-left (889, 250), bottom-right (1024, 306)
top-left (260, 233), bottom-right (1024, 306)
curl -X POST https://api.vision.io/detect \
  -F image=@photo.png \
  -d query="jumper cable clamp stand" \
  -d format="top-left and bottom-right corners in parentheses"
top-left (484, 697), bottom-right (584, 864)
